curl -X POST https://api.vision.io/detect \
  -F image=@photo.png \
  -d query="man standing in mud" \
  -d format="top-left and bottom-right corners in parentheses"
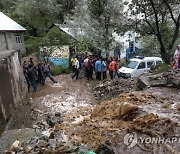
top-left (83, 56), bottom-right (89, 78)
top-left (27, 63), bottom-right (37, 92)
top-left (72, 58), bottom-right (80, 80)
top-left (28, 57), bottom-right (34, 68)
top-left (85, 56), bottom-right (94, 80)
top-left (95, 57), bottom-right (102, 80)
top-left (108, 58), bottom-right (116, 80)
top-left (23, 60), bottom-right (31, 92)
top-left (42, 61), bottom-right (57, 84)
top-left (71, 55), bottom-right (77, 73)
top-left (37, 62), bottom-right (44, 84)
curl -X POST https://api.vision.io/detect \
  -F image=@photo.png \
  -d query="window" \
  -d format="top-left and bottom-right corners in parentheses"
top-left (15, 34), bottom-right (22, 44)
top-left (138, 62), bottom-right (145, 69)
top-left (147, 61), bottom-right (155, 68)
top-left (156, 61), bottom-right (162, 65)
top-left (126, 61), bottom-right (138, 69)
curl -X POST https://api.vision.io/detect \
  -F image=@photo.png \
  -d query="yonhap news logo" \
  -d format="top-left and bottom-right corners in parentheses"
top-left (124, 132), bottom-right (138, 148)
top-left (124, 132), bottom-right (180, 148)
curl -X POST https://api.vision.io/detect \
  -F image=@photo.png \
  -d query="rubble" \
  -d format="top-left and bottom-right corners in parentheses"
top-left (93, 78), bottom-right (136, 101)
top-left (129, 113), bottom-right (178, 137)
top-left (138, 69), bottom-right (180, 90)
top-left (4, 91), bottom-right (180, 153)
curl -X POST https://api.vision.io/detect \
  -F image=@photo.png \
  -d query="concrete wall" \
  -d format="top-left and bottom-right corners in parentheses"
top-left (0, 50), bottom-right (27, 129)
top-left (0, 32), bottom-right (26, 52)
top-left (0, 32), bottom-right (8, 51)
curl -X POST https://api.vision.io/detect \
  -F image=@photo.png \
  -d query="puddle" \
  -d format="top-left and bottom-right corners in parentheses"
top-left (47, 83), bottom-right (63, 88)
top-left (143, 87), bottom-right (180, 123)
top-left (40, 94), bottom-right (93, 114)
top-left (142, 104), bottom-right (180, 123)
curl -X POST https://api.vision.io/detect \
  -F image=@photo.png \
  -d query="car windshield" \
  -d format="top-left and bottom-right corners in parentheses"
top-left (126, 61), bottom-right (138, 69)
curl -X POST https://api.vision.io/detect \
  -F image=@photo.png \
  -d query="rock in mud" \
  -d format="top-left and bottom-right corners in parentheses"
top-left (137, 76), bottom-right (150, 90)
top-left (10, 140), bottom-right (20, 151)
top-left (36, 139), bottom-right (48, 148)
top-left (48, 139), bottom-right (57, 149)
top-left (46, 112), bottom-right (63, 128)
top-left (116, 102), bottom-right (139, 118)
top-left (25, 145), bottom-right (32, 153)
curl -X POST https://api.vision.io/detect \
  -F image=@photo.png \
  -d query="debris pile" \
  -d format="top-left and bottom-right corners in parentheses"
top-left (138, 69), bottom-right (180, 89)
top-left (93, 78), bottom-right (136, 101)
top-left (51, 93), bottom-right (175, 149)
top-left (4, 92), bottom-right (180, 153)
top-left (129, 113), bottom-right (178, 137)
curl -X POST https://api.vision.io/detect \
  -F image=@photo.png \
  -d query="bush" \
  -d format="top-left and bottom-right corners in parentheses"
top-left (151, 63), bottom-right (172, 75)
top-left (23, 37), bottom-right (44, 57)
top-left (50, 65), bottom-right (71, 76)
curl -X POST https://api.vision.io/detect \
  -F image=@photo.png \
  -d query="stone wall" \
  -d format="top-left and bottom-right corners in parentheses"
top-left (0, 50), bottom-right (27, 130)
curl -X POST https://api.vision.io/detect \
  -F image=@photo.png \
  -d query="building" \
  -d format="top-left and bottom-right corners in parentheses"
top-left (0, 12), bottom-right (26, 52)
top-left (0, 50), bottom-right (28, 132)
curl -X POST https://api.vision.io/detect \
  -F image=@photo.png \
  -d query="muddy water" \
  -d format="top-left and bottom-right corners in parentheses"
top-left (143, 87), bottom-right (180, 123)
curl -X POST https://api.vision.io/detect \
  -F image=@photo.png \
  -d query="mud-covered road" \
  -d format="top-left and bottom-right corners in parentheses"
top-left (31, 74), bottom-right (96, 113)
top-left (1, 74), bottom-right (180, 154)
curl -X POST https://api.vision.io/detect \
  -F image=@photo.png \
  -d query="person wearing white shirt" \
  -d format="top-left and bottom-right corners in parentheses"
top-left (83, 56), bottom-right (89, 77)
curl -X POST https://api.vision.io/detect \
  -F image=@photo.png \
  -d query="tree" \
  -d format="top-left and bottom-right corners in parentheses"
top-left (1, 0), bottom-right (77, 37)
top-left (88, 0), bottom-right (123, 51)
top-left (127, 0), bottom-right (180, 64)
top-left (66, 0), bottom-right (124, 52)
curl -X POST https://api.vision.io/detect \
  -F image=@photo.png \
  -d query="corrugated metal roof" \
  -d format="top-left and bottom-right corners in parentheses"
top-left (51, 23), bottom-right (85, 41)
top-left (0, 12), bottom-right (26, 31)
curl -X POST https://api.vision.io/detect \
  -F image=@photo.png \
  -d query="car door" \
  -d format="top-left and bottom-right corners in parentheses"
top-left (135, 62), bottom-right (146, 77)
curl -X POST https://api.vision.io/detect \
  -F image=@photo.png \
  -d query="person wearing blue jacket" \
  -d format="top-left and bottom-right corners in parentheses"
top-left (95, 57), bottom-right (102, 80)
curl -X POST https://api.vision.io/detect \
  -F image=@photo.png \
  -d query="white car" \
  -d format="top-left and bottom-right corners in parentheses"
top-left (118, 56), bottom-right (163, 78)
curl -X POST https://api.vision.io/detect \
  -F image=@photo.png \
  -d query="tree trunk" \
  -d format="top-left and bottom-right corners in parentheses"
top-left (31, 26), bottom-right (37, 37)
top-left (160, 46), bottom-right (171, 64)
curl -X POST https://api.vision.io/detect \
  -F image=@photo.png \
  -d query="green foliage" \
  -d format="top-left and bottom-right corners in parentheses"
top-left (127, 0), bottom-right (180, 64)
top-left (88, 0), bottom-right (108, 19)
top-left (23, 37), bottom-right (44, 57)
top-left (46, 27), bottom-right (72, 45)
top-left (76, 38), bottom-right (96, 53)
top-left (139, 35), bottom-right (160, 57)
top-left (1, 0), bottom-right (77, 37)
top-left (50, 65), bottom-right (71, 76)
top-left (151, 63), bottom-right (172, 75)
top-left (87, 0), bottom-right (123, 50)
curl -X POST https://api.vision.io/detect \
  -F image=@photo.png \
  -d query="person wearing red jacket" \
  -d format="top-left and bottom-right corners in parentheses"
top-left (108, 58), bottom-right (116, 80)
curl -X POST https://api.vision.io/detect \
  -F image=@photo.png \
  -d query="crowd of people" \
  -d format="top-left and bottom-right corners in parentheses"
top-left (23, 58), bottom-right (57, 92)
top-left (71, 55), bottom-right (120, 81)
top-left (23, 54), bottom-right (120, 92)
